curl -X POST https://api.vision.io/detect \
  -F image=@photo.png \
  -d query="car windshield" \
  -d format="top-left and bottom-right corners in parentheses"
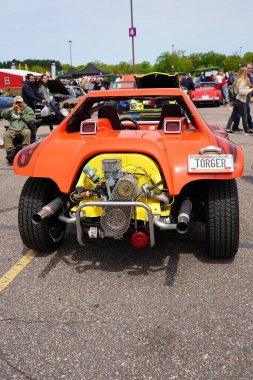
top-left (109, 81), bottom-right (136, 89)
top-left (195, 82), bottom-right (216, 88)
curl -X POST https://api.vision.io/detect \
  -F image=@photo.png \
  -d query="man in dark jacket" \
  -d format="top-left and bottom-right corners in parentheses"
top-left (22, 73), bottom-right (44, 110)
top-left (181, 74), bottom-right (195, 91)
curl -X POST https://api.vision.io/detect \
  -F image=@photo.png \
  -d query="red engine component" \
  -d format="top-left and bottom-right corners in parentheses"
top-left (131, 231), bottom-right (148, 248)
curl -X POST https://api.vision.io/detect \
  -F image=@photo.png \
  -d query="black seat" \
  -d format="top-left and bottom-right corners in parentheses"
top-left (98, 105), bottom-right (122, 130)
top-left (158, 104), bottom-right (182, 129)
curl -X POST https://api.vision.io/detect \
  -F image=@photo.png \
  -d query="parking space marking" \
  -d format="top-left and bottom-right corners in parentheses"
top-left (0, 250), bottom-right (37, 293)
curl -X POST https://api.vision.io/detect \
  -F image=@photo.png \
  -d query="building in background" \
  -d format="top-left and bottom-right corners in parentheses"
top-left (0, 69), bottom-right (42, 95)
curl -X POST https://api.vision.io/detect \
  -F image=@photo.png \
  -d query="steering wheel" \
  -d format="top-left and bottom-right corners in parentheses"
top-left (119, 117), bottom-right (140, 130)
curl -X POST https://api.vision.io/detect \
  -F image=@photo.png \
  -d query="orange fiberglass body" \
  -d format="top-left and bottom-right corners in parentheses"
top-left (14, 87), bottom-right (244, 259)
top-left (14, 89), bottom-right (243, 194)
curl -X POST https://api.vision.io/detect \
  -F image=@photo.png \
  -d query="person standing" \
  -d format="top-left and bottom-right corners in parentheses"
top-left (80, 77), bottom-right (89, 93)
top-left (225, 67), bottom-right (253, 134)
top-left (181, 74), bottom-right (195, 91)
top-left (22, 73), bottom-right (44, 110)
top-left (2, 96), bottom-right (35, 162)
top-left (115, 73), bottom-right (123, 89)
top-left (215, 69), bottom-right (229, 104)
top-left (38, 74), bottom-right (54, 132)
top-left (93, 77), bottom-right (102, 91)
top-left (229, 64), bottom-right (253, 132)
top-left (246, 63), bottom-right (253, 130)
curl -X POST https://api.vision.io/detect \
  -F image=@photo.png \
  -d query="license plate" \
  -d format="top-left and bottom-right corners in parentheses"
top-left (201, 95), bottom-right (209, 100)
top-left (188, 154), bottom-right (234, 173)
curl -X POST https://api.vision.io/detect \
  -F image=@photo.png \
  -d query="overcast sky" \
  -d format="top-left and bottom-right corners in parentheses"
top-left (1, 0), bottom-right (252, 66)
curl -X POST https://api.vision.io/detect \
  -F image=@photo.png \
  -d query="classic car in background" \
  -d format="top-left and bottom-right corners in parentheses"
top-left (14, 87), bottom-right (243, 261)
top-left (190, 82), bottom-right (222, 107)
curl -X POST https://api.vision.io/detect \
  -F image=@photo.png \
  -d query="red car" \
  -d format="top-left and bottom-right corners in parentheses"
top-left (190, 82), bottom-right (222, 107)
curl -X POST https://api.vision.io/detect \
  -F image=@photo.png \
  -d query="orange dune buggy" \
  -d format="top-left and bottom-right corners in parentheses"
top-left (14, 88), bottom-right (243, 259)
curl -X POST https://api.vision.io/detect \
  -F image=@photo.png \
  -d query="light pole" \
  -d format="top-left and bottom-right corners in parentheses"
top-left (129, 0), bottom-right (135, 73)
top-left (68, 40), bottom-right (72, 67)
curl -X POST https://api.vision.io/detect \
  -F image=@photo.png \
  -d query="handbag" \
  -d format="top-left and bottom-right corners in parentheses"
top-left (40, 105), bottom-right (51, 117)
top-left (229, 86), bottom-right (238, 100)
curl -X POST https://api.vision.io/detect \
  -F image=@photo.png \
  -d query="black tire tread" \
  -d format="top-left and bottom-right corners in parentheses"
top-left (18, 177), bottom-right (65, 252)
top-left (205, 179), bottom-right (239, 259)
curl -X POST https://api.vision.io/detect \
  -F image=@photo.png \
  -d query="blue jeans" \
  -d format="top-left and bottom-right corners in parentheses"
top-left (246, 98), bottom-right (253, 128)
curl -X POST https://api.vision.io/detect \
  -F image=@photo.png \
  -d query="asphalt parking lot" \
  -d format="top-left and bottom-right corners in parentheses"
top-left (0, 105), bottom-right (253, 380)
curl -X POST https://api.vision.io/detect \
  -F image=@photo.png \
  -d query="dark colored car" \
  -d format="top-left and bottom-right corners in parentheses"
top-left (0, 96), bottom-right (14, 116)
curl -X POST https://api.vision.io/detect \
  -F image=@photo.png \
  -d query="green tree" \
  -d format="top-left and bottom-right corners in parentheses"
top-left (135, 61), bottom-right (152, 73)
top-left (154, 52), bottom-right (174, 72)
top-left (31, 65), bottom-right (47, 74)
top-left (62, 64), bottom-right (73, 72)
top-left (154, 52), bottom-right (192, 73)
top-left (222, 55), bottom-right (242, 71)
top-left (243, 52), bottom-right (253, 64)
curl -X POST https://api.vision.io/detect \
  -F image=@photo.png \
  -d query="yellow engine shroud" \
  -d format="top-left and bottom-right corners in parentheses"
top-left (71, 153), bottom-right (171, 220)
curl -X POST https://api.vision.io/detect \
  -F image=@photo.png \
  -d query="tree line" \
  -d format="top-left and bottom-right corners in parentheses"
top-left (1, 51), bottom-right (253, 75)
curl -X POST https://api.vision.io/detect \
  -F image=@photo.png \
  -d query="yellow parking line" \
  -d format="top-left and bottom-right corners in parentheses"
top-left (0, 250), bottom-right (37, 293)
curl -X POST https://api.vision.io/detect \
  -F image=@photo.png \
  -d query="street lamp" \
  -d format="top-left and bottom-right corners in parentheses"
top-left (68, 40), bottom-right (72, 67)
top-left (129, 0), bottom-right (136, 73)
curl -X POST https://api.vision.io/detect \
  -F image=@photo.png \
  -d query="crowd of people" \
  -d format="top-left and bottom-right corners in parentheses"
top-left (1, 64), bottom-right (252, 163)
top-left (225, 64), bottom-right (253, 133)
top-left (180, 63), bottom-right (253, 133)
top-left (1, 73), bottom-right (69, 163)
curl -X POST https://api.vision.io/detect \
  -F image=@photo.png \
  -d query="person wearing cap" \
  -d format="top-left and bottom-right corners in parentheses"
top-left (2, 96), bottom-right (35, 161)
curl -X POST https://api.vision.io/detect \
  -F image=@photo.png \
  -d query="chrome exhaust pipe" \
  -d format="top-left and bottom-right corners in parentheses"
top-left (176, 199), bottom-right (192, 234)
top-left (32, 197), bottom-right (65, 225)
top-left (153, 216), bottom-right (177, 230)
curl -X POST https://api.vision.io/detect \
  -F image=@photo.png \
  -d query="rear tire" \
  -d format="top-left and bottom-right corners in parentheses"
top-left (205, 179), bottom-right (239, 260)
top-left (18, 178), bottom-right (66, 252)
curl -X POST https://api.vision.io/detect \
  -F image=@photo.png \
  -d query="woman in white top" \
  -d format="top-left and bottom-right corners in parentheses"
top-left (225, 67), bottom-right (253, 134)
top-left (38, 74), bottom-right (54, 132)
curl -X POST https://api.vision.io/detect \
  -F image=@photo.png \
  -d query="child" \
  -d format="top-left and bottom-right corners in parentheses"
top-left (60, 102), bottom-right (71, 117)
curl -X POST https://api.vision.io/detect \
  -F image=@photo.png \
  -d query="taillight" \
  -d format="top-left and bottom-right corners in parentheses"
top-left (17, 141), bottom-right (40, 167)
top-left (163, 117), bottom-right (182, 133)
top-left (80, 119), bottom-right (97, 134)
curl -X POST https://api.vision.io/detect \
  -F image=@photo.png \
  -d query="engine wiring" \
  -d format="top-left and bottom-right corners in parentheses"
top-left (122, 164), bottom-right (155, 185)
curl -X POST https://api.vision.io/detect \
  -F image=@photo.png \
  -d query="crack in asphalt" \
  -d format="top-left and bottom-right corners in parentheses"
top-left (0, 317), bottom-right (102, 325)
top-left (239, 242), bottom-right (253, 249)
top-left (0, 206), bottom-right (18, 214)
top-left (0, 348), bottom-right (34, 380)
top-left (0, 224), bottom-right (18, 230)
